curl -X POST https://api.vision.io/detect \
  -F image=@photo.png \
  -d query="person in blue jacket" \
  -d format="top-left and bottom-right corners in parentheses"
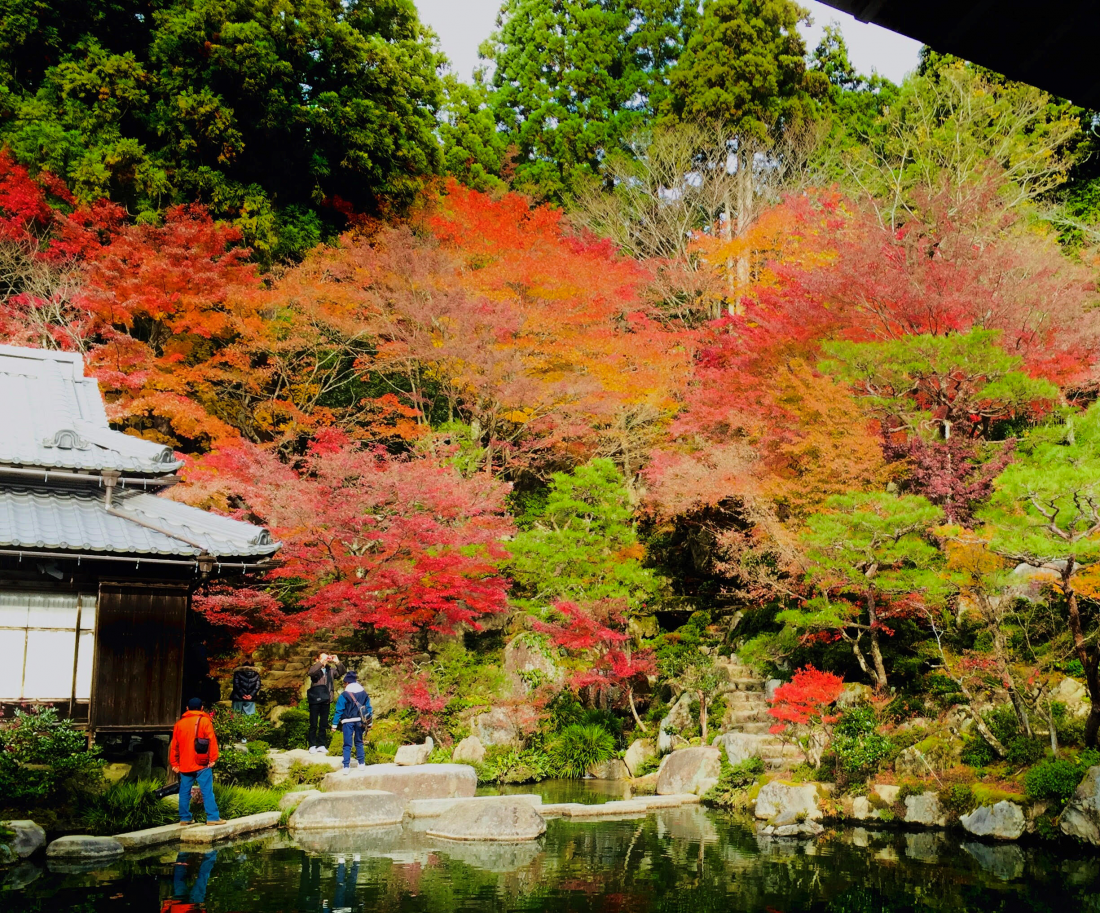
top-left (330, 671), bottom-right (373, 769)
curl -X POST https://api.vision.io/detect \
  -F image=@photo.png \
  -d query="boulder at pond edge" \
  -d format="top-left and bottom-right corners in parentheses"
top-left (452, 736), bottom-right (486, 765)
top-left (656, 747), bottom-right (721, 797)
top-left (755, 781), bottom-right (822, 821)
top-left (289, 790), bottom-right (405, 829)
top-left (961, 801), bottom-right (1026, 841)
top-left (427, 800), bottom-right (547, 842)
top-left (1061, 766), bottom-right (1100, 845)
top-left (1, 821), bottom-right (46, 859)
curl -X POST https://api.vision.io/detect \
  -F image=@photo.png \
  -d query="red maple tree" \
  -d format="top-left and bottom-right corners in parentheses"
top-left (177, 430), bottom-right (515, 649)
top-left (768, 665), bottom-right (845, 767)
top-left (534, 600), bottom-right (655, 728)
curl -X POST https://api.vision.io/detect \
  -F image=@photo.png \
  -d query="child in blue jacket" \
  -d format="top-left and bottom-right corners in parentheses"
top-left (330, 671), bottom-right (373, 769)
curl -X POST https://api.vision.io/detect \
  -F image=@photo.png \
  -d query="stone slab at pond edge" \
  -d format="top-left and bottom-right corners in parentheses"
top-left (114, 822), bottom-right (188, 850)
top-left (46, 835), bottom-right (124, 859)
top-left (427, 800), bottom-right (547, 842)
top-left (180, 812), bottom-right (282, 845)
top-left (289, 790), bottom-right (405, 830)
top-left (279, 789), bottom-right (321, 811)
top-left (321, 763), bottom-right (477, 800)
top-left (408, 794), bottom-right (543, 818)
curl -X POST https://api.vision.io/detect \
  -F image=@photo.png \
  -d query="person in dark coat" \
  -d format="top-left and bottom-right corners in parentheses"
top-left (306, 652), bottom-right (346, 753)
top-left (230, 662), bottom-right (262, 715)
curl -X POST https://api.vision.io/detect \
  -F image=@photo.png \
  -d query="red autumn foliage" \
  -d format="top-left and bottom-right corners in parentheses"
top-left (885, 435), bottom-right (1015, 525)
top-left (534, 600), bottom-right (655, 708)
top-left (767, 665), bottom-right (845, 734)
top-left (400, 674), bottom-right (451, 739)
top-left (176, 430), bottom-right (514, 647)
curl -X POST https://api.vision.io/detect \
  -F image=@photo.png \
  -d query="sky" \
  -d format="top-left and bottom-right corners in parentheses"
top-left (415, 0), bottom-right (923, 85)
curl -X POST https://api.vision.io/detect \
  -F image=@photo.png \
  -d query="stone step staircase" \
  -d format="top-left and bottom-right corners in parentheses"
top-left (714, 657), bottom-right (800, 771)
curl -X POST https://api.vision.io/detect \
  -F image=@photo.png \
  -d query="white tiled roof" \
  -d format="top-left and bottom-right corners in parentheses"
top-left (0, 487), bottom-right (278, 559)
top-left (0, 345), bottom-right (181, 474)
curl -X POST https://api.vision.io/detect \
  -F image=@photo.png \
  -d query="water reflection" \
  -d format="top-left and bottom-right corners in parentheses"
top-left (5, 810), bottom-right (1100, 913)
top-left (164, 850), bottom-right (216, 912)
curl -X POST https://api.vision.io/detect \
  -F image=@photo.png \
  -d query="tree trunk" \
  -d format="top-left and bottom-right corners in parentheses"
top-left (699, 691), bottom-right (708, 746)
top-left (993, 624), bottom-right (1032, 737)
top-left (866, 590), bottom-right (888, 689)
top-left (734, 147), bottom-right (751, 312)
top-left (1063, 562), bottom-right (1100, 747)
top-left (628, 687), bottom-right (648, 733)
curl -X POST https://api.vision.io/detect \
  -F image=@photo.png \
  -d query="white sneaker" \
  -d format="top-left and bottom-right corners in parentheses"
top-left (317, 747), bottom-right (328, 756)
top-left (307, 745), bottom-right (317, 754)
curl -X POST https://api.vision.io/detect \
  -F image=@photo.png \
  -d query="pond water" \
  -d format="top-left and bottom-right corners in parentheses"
top-left (5, 799), bottom-right (1100, 912)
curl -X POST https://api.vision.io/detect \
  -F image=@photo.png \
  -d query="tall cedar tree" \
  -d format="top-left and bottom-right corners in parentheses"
top-left (664, 0), bottom-right (812, 137)
top-left (482, 0), bottom-right (698, 202)
top-left (980, 405), bottom-right (1100, 746)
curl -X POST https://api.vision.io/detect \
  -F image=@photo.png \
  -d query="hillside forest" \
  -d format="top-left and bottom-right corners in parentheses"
top-left (5, 0), bottom-right (1100, 813)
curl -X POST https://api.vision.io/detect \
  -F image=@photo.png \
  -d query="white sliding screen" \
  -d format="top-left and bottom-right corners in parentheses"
top-left (0, 592), bottom-right (97, 701)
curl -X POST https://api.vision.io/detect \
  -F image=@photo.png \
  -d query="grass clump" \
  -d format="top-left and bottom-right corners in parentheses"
top-left (79, 779), bottom-right (177, 835)
top-left (547, 723), bottom-right (615, 779)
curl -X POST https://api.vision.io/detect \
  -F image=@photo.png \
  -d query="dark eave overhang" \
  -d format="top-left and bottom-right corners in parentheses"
top-left (818, 0), bottom-right (1100, 109)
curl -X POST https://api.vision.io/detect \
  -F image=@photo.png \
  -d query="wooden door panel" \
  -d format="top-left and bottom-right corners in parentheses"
top-left (90, 584), bottom-right (188, 731)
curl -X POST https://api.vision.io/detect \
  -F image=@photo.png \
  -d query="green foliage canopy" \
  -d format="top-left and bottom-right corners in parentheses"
top-left (663, 0), bottom-right (811, 137)
top-left (481, 0), bottom-right (698, 201)
top-left (821, 330), bottom-right (1061, 439)
top-left (508, 458), bottom-right (662, 612)
top-left (784, 492), bottom-right (950, 688)
top-left (2, 0), bottom-right (445, 262)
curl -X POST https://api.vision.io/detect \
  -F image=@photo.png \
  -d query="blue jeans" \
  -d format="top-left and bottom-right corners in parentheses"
top-left (341, 721), bottom-right (365, 768)
top-left (173, 850), bottom-right (217, 903)
top-left (179, 766), bottom-right (221, 823)
top-left (232, 700), bottom-right (256, 715)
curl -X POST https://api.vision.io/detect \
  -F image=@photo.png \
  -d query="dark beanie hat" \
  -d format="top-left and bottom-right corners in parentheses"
top-left (188, 697), bottom-right (203, 711)
top-left (343, 671), bottom-right (357, 683)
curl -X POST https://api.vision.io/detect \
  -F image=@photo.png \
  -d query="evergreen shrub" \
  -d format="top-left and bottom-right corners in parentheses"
top-left (0, 707), bottom-right (103, 804)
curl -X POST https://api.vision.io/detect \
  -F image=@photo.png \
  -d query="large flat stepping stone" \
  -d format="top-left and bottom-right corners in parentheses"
top-left (321, 763), bottom-right (476, 800)
top-left (289, 790), bottom-right (405, 830)
top-left (563, 800), bottom-right (650, 818)
top-left (427, 799), bottom-right (546, 842)
top-left (180, 812), bottom-right (281, 844)
top-left (408, 794), bottom-right (542, 818)
top-left (115, 822), bottom-right (187, 850)
top-left (46, 835), bottom-right (124, 859)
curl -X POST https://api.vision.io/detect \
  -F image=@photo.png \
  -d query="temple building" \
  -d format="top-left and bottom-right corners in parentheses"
top-left (0, 344), bottom-right (278, 735)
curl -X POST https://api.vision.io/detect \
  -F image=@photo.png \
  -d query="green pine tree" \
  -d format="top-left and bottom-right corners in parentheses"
top-left (508, 458), bottom-right (662, 612)
top-left (782, 492), bottom-right (950, 689)
top-left (980, 404), bottom-right (1100, 745)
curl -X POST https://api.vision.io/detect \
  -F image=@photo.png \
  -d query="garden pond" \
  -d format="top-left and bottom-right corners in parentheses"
top-left (4, 781), bottom-right (1099, 912)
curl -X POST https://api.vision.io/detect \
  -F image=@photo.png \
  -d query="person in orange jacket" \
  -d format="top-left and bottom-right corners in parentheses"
top-left (169, 697), bottom-right (221, 825)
